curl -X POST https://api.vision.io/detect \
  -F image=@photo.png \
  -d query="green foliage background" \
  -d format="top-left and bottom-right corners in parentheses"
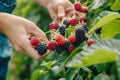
top-left (7, 0), bottom-right (120, 80)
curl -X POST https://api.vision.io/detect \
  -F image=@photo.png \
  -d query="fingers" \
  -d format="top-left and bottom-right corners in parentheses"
top-left (47, 3), bottom-right (57, 20)
top-left (57, 4), bottom-right (65, 18)
top-left (30, 24), bottom-right (49, 44)
top-left (65, 2), bottom-right (75, 17)
top-left (20, 38), bottom-right (40, 60)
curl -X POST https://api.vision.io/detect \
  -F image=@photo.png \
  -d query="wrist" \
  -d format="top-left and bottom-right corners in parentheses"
top-left (0, 13), bottom-right (6, 32)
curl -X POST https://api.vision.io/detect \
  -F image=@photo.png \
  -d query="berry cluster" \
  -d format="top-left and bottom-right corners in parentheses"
top-left (47, 2), bottom-right (95, 54)
top-left (30, 2), bottom-right (95, 55)
top-left (30, 36), bottom-right (48, 55)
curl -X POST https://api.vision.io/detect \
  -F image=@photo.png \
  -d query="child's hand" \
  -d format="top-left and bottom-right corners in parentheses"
top-left (47, 0), bottom-right (75, 20)
top-left (0, 13), bottom-right (49, 60)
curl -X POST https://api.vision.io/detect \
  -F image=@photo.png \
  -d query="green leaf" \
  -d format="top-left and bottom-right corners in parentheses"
top-left (116, 55), bottom-right (120, 80)
top-left (94, 74), bottom-right (116, 80)
top-left (101, 20), bottom-right (120, 38)
top-left (31, 69), bottom-right (48, 80)
top-left (40, 61), bottom-right (55, 69)
top-left (90, 0), bottom-right (107, 10)
top-left (66, 39), bottom-right (120, 68)
top-left (65, 68), bottom-right (78, 80)
top-left (88, 13), bottom-right (120, 34)
top-left (111, 0), bottom-right (120, 11)
top-left (95, 63), bottom-right (109, 73)
top-left (74, 74), bottom-right (83, 80)
top-left (65, 47), bottom-right (82, 64)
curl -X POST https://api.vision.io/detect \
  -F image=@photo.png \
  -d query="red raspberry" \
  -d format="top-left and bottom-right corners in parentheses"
top-left (30, 37), bottom-right (39, 46)
top-left (68, 45), bottom-right (75, 53)
top-left (49, 23), bottom-right (58, 30)
top-left (80, 17), bottom-right (87, 23)
top-left (87, 39), bottom-right (95, 46)
top-left (74, 2), bottom-right (82, 11)
top-left (70, 18), bottom-right (78, 26)
top-left (48, 41), bottom-right (57, 51)
top-left (56, 35), bottom-right (66, 46)
top-left (68, 35), bottom-right (76, 43)
top-left (82, 7), bottom-right (88, 13)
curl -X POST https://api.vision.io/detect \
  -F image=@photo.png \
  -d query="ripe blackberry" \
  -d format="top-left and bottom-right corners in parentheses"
top-left (36, 43), bottom-right (48, 55)
top-left (64, 41), bottom-right (70, 49)
top-left (75, 28), bottom-right (85, 39)
top-left (63, 20), bottom-right (70, 28)
top-left (59, 25), bottom-right (66, 36)
top-left (95, 28), bottom-right (101, 34)
top-left (56, 44), bottom-right (63, 54)
top-left (81, 25), bottom-right (88, 32)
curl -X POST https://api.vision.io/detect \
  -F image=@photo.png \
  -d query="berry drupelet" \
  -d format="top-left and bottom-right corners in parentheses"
top-left (36, 42), bottom-right (48, 55)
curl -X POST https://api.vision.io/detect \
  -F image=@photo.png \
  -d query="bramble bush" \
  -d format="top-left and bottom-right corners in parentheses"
top-left (8, 0), bottom-right (120, 80)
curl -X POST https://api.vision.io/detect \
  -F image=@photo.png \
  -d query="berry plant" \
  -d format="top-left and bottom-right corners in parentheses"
top-left (31, 0), bottom-right (120, 80)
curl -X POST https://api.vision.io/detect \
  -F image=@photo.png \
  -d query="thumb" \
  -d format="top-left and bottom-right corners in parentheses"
top-left (57, 4), bottom-right (65, 19)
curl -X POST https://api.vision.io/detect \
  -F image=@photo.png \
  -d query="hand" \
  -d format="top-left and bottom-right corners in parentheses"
top-left (0, 13), bottom-right (49, 60)
top-left (35, 0), bottom-right (75, 20)
top-left (47, 0), bottom-right (75, 20)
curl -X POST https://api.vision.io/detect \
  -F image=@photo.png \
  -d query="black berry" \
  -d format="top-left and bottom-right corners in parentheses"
top-left (75, 28), bottom-right (85, 40)
top-left (56, 44), bottom-right (63, 54)
top-left (95, 28), bottom-right (101, 34)
top-left (64, 41), bottom-right (70, 49)
top-left (63, 20), bottom-right (70, 28)
top-left (59, 25), bottom-right (66, 36)
top-left (81, 25), bottom-right (88, 32)
top-left (36, 43), bottom-right (48, 55)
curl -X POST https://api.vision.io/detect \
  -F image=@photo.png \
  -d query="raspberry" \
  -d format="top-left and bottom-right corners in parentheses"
top-left (30, 37), bottom-right (39, 46)
top-left (56, 44), bottom-right (63, 54)
top-left (36, 42), bottom-right (48, 55)
top-left (70, 18), bottom-right (78, 26)
top-left (75, 28), bottom-right (85, 39)
top-left (50, 23), bottom-right (58, 30)
top-left (63, 20), bottom-right (70, 27)
top-left (59, 25), bottom-right (66, 36)
top-left (74, 2), bottom-right (82, 11)
top-left (68, 45), bottom-right (75, 53)
top-left (68, 35), bottom-right (76, 43)
top-left (48, 41), bottom-right (57, 51)
top-left (95, 28), bottom-right (101, 34)
top-left (64, 41), bottom-right (70, 49)
top-left (87, 39), bottom-right (95, 46)
top-left (80, 17), bottom-right (87, 23)
top-left (56, 35), bottom-right (66, 46)
top-left (82, 7), bottom-right (88, 13)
